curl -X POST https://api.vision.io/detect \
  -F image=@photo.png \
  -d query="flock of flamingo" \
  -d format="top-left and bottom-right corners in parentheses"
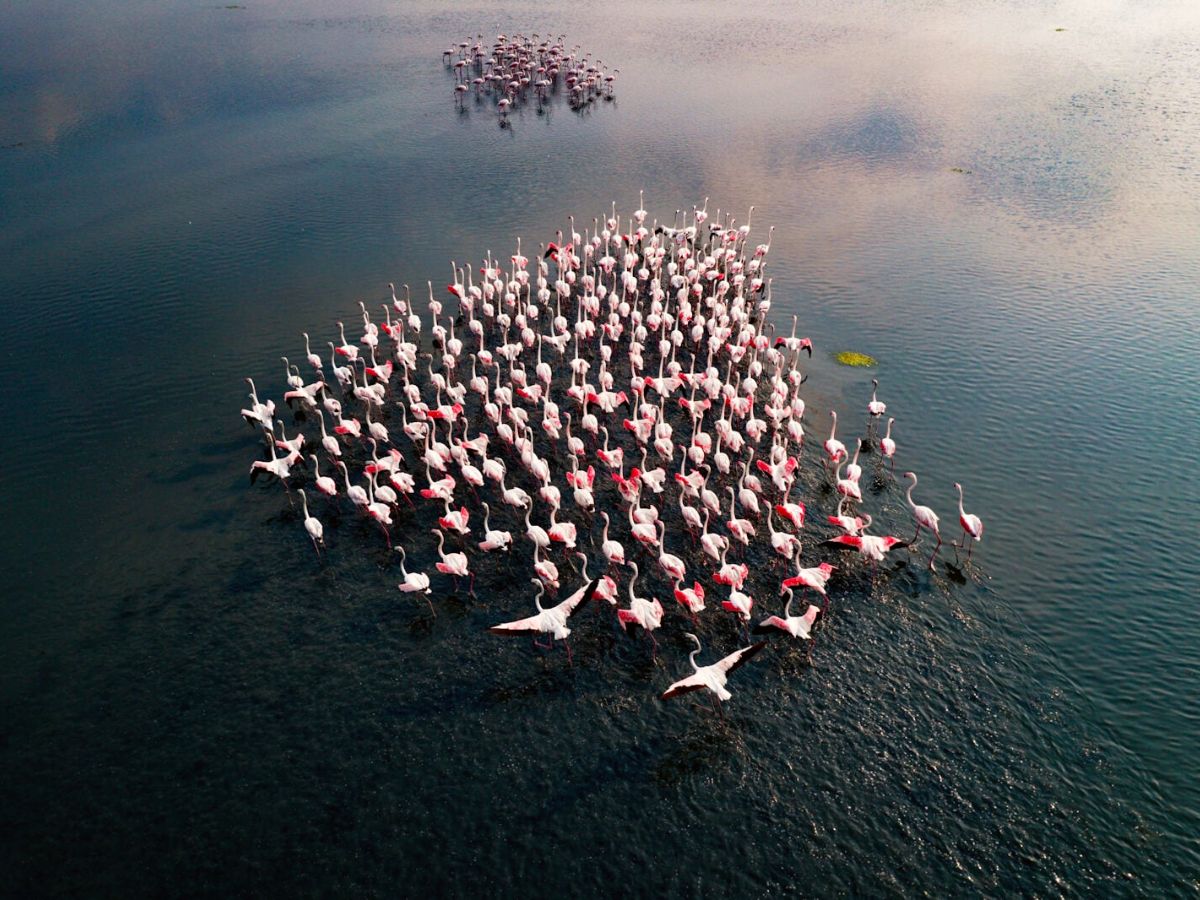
top-left (241, 196), bottom-right (983, 712)
top-left (443, 32), bottom-right (617, 122)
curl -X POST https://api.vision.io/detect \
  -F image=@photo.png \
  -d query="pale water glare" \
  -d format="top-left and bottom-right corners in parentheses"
top-left (2, 1), bottom-right (1198, 895)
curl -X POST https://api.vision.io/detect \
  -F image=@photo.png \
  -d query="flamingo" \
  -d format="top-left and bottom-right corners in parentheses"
top-left (904, 471), bottom-right (941, 569)
top-left (660, 633), bottom-right (766, 709)
top-left (867, 378), bottom-right (886, 417)
top-left (438, 503), bottom-right (471, 535)
top-left (713, 544), bottom-right (749, 590)
top-left (835, 456), bottom-right (862, 503)
top-left (309, 455), bottom-right (337, 497)
top-left (302, 332), bottom-right (323, 371)
top-left (548, 506), bottom-right (578, 548)
top-left (337, 461), bottom-right (369, 510)
top-left (241, 377), bottom-right (275, 432)
top-left (432, 529), bottom-right (472, 591)
top-left (699, 510), bottom-right (729, 562)
top-left (781, 559), bottom-right (835, 597)
top-left (576, 552), bottom-right (618, 604)
top-left (766, 505), bottom-right (800, 559)
top-left (655, 521), bottom-right (687, 581)
top-left (599, 512), bottom-right (626, 566)
top-left (524, 507), bottom-right (551, 550)
top-left (679, 493), bottom-right (703, 532)
top-left (821, 532), bottom-right (909, 563)
top-left (673, 580), bottom-right (706, 619)
top-left (366, 476), bottom-right (394, 545)
top-left (616, 562), bottom-right (664, 646)
top-left (532, 544), bottom-right (560, 590)
top-left (843, 441), bottom-right (863, 485)
top-left (298, 489), bottom-right (323, 554)
top-left (775, 500), bottom-right (806, 530)
top-left (953, 482), bottom-right (984, 561)
top-left (395, 546), bottom-right (434, 615)
top-left (824, 410), bottom-right (846, 465)
top-left (726, 486), bottom-right (756, 546)
top-left (629, 501), bottom-right (658, 548)
top-left (880, 417), bottom-right (897, 470)
top-left (722, 587), bottom-right (754, 624)
top-left (249, 439), bottom-right (298, 485)
top-left (828, 500), bottom-right (871, 536)
top-left (315, 410), bottom-right (342, 458)
top-left (478, 502), bottom-right (513, 552)
top-left (755, 587), bottom-right (820, 640)
top-left (489, 577), bottom-right (600, 659)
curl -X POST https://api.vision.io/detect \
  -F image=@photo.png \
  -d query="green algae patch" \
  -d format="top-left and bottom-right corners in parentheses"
top-left (949, 167), bottom-right (972, 174)
top-left (835, 351), bottom-right (877, 368)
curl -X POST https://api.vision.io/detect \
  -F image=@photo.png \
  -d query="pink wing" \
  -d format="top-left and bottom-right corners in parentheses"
top-left (715, 641), bottom-right (768, 674)
top-left (488, 614), bottom-right (544, 635)
top-left (661, 673), bottom-right (707, 700)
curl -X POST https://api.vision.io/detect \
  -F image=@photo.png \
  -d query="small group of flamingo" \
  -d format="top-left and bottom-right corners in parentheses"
top-left (444, 32), bottom-right (617, 122)
top-left (815, 379), bottom-right (984, 572)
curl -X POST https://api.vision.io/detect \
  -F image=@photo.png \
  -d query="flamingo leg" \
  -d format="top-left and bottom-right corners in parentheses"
top-left (928, 534), bottom-right (941, 571)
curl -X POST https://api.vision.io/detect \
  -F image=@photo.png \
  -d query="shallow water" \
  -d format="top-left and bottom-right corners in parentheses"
top-left (2, 0), bottom-right (1199, 895)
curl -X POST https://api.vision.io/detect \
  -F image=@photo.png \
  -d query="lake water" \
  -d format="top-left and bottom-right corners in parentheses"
top-left (2, 0), bottom-right (1199, 894)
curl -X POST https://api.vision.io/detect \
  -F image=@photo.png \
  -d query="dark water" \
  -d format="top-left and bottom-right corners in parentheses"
top-left (3, 1), bottom-right (1199, 895)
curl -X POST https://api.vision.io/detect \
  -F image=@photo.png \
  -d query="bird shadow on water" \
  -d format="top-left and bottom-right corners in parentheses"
top-left (651, 713), bottom-right (752, 787)
top-left (480, 665), bottom-right (576, 705)
top-left (768, 639), bottom-right (819, 679)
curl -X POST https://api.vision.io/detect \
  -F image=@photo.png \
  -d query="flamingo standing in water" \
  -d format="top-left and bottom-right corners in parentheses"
top-left (432, 529), bottom-right (472, 592)
top-left (395, 546), bottom-right (434, 615)
top-left (599, 512), bottom-right (626, 566)
top-left (903, 471), bottom-right (941, 570)
top-left (673, 580), bottom-right (706, 620)
top-left (298, 489), bottom-right (323, 555)
top-left (867, 379), bottom-right (886, 418)
top-left (953, 482), bottom-right (984, 561)
top-left (309, 454), bottom-right (337, 497)
top-left (477, 502), bottom-right (513, 552)
top-left (616, 562), bottom-right (664, 650)
top-left (824, 410), bottom-right (846, 466)
top-left (880, 417), bottom-right (896, 471)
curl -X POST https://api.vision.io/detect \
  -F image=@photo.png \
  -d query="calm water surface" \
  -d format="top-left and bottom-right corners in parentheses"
top-left (2, 1), bottom-right (1199, 895)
